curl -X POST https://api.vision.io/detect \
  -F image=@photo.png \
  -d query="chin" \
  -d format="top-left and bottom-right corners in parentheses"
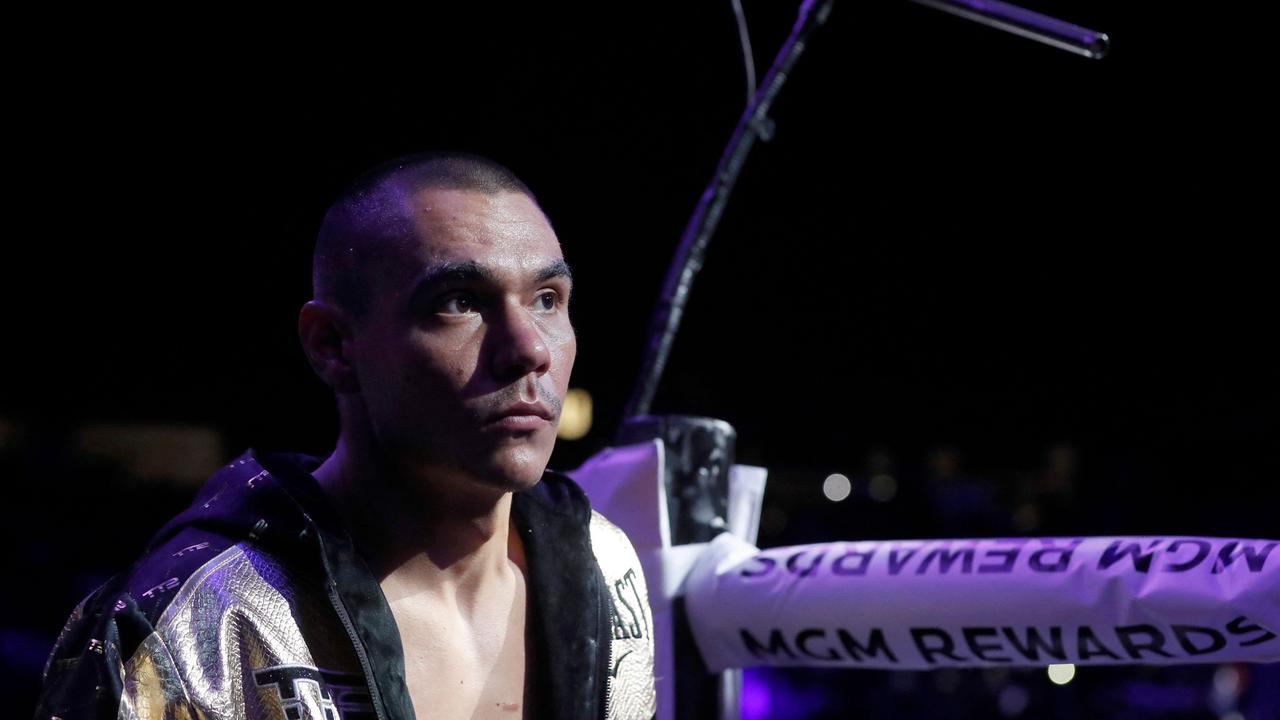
top-left (481, 448), bottom-right (552, 492)
top-left (498, 460), bottom-right (550, 491)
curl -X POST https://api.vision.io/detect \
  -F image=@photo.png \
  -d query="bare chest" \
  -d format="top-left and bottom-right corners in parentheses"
top-left (387, 588), bottom-right (536, 720)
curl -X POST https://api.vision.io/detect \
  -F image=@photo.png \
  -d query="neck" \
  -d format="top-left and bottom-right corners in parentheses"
top-left (313, 426), bottom-right (524, 597)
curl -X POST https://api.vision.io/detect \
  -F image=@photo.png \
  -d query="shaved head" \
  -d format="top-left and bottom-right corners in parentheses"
top-left (312, 152), bottom-right (542, 323)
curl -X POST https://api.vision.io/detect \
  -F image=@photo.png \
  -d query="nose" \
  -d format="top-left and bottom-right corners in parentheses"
top-left (490, 300), bottom-right (552, 382)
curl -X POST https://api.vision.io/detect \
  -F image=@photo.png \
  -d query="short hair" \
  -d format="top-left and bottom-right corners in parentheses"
top-left (312, 151), bottom-right (539, 323)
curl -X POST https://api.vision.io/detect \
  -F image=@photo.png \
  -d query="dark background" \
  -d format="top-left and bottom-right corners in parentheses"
top-left (4, 3), bottom-right (1276, 718)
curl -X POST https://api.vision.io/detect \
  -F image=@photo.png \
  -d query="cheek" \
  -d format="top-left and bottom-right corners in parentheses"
top-left (565, 337), bottom-right (578, 376)
top-left (552, 330), bottom-right (577, 382)
top-left (405, 336), bottom-right (484, 397)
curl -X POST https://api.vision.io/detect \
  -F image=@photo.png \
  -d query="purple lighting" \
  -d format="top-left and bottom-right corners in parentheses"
top-left (741, 670), bottom-right (772, 720)
top-left (910, 0), bottom-right (1109, 59)
top-left (742, 668), bottom-right (832, 720)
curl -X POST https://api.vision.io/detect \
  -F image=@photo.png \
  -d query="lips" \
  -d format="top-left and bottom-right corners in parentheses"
top-left (484, 402), bottom-right (555, 429)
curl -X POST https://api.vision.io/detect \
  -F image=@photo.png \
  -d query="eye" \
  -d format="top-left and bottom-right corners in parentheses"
top-left (436, 292), bottom-right (479, 315)
top-left (535, 290), bottom-right (559, 311)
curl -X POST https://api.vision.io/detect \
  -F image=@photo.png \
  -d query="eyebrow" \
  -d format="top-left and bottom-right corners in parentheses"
top-left (409, 258), bottom-right (574, 301)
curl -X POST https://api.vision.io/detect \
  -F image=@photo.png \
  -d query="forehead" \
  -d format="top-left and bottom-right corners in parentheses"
top-left (399, 187), bottom-right (562, 271)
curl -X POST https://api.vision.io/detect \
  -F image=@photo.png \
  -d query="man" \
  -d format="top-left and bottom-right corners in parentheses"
top-left (35, 152), bottom-right (657, 719)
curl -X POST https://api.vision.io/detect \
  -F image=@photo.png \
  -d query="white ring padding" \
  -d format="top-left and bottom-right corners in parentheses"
top-left (685, 533), bottom-right (1280, 671)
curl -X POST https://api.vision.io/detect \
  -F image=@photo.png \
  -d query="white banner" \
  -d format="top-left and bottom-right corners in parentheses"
top-left (686, 533), bottom-right (1280, 671)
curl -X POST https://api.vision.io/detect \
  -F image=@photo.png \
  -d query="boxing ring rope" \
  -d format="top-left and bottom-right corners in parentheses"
top-left (687, 533), bottom-right (1279, 672)
top-left (571, 442), bottom-right (1280, 719)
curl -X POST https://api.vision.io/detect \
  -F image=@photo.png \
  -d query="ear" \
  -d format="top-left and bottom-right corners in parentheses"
top-left (298, 300), bottom-right (360, 394)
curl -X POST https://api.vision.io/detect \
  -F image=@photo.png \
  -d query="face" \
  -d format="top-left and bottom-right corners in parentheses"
top-left (346, 187), bottom-right (577, 494)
